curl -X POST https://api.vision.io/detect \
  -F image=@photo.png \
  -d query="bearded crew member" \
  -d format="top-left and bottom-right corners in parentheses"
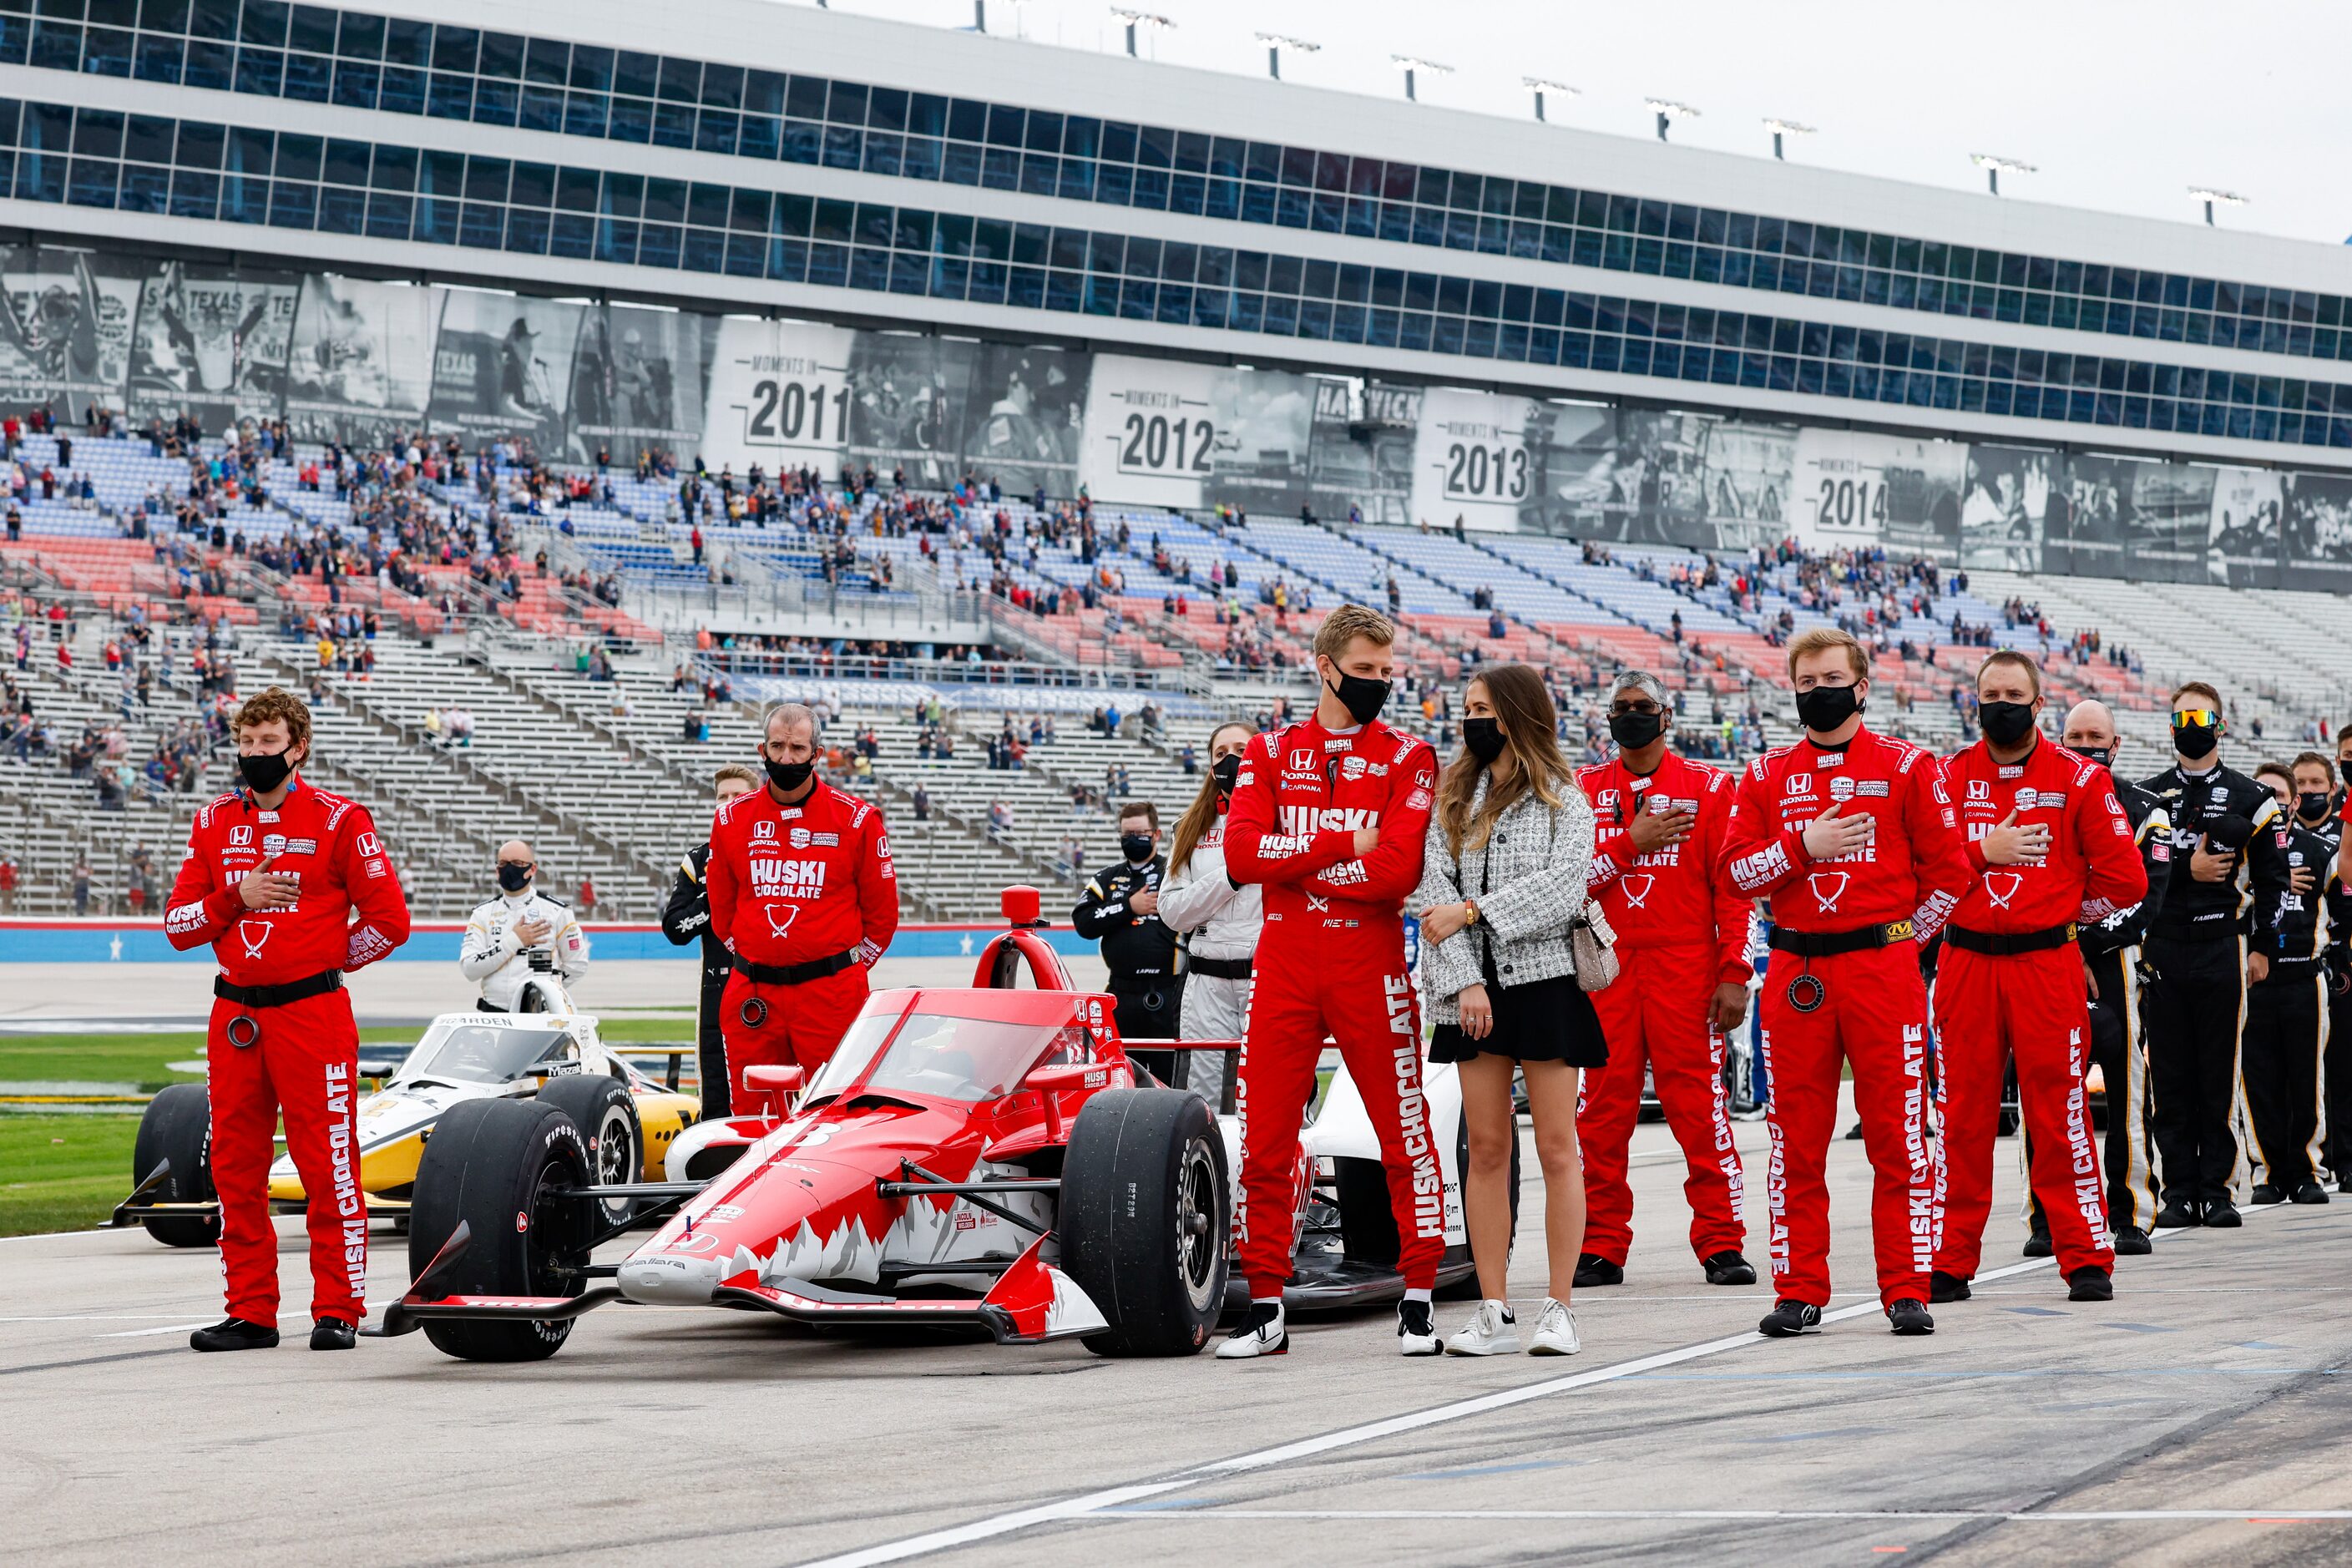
top-left (164, 687), bottom-right (412, 1353)
top-left (1573, 670), bottom-right (1757, 1291)
top-left (1928, 654), bottom-right (2147, 1309)
top-left (706, 703), bottom-right (899, 1100)
top-left (2137, 683), bottom-right (2289, 1230)
top-left (1719, 627), bottom-right (1971, 1339)
top-left (1215, 604), bottom-right (1444, 1360)
top-left (664, 765), bottom-right (760, 1117)
top-left (2242, 760), bottom-right (2334, 1206)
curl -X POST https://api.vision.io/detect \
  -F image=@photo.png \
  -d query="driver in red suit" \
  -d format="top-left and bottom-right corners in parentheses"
top-left (1216, 604), bottom-right (1442, 1360)
top-left (164, 687), bottom-right (411, 1352)
top-left (706, 702), bottom-right (898, 1101)
top-left (1720, 629), bottom-right (1972, 1339)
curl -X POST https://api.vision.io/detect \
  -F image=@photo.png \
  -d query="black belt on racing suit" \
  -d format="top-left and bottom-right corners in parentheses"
top-left (1186, 954), bottom-right (1253, 981)
top-left (736, 950), bottom-right (857, 987)
top-left (1768, 920), bottom-right (1916, 959)
top-left (1945, 923), bottom-right (2077, 957)
top-left (215, 969), bottom-right (344, 1008)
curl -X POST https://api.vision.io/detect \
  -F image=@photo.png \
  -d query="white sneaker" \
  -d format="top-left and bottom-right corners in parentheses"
top-left (1527, 1297), bottom-right (1581, 1356)
top-left (1397, 1297), bottom-right (1442, 1356)
top-left (1216, 1302), bottom-right (1287, 1358)
top-left (1444, 1298), bottom-right (1520, 1356)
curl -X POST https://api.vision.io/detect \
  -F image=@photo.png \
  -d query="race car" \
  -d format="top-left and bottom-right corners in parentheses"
top-left (110, 1010), bottom-right (699, 1247)
top-left (376, 887), bottom-right (1513, 1363)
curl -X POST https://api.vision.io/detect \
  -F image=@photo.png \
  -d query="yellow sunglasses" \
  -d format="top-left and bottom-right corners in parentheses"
top-left (2172, 709), bottom-right (2222, 727)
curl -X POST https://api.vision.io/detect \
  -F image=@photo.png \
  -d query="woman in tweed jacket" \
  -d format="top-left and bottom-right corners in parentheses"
top-left (1410, 663), bottom-right (1599, 1358)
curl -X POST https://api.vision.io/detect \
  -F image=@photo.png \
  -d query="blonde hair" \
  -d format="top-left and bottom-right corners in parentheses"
top-left (1975, 649), bottom-right (2041, 699)
top-left (1313, 603), bottom-right (1395, 663)
top-left (713, 763), bottom-right (759, 792)
top-left (1436, 665), bottom-right (1581, 857)
top-left (1785, 626), bottom-right (1869, 683)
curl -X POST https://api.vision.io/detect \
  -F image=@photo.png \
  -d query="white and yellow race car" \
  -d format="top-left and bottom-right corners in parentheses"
top-left (112, 1011), bottom-right (699, 1247)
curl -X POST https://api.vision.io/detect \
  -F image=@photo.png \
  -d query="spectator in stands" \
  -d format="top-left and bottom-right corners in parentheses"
top-left (576, 875), bottom-right (597, 917)
top-left (0, 853), bottom-right (13, 910)
top-left (912, 784), bottom-right (930, 822)
top-left (987, 800), bottom-right (1011, 842)
top-left (72, 854), bottom-right (91, 917)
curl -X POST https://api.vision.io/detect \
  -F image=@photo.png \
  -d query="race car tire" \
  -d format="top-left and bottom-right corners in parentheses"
top-left (534, 1074), bottom-right (643, 1229)
top-left (132, 1082), bottom-right (220, 1248)
top-left (1060, 1087), bottom-right (1228, 1358)
top-left (407, 1098), bottom-right (593, 1363)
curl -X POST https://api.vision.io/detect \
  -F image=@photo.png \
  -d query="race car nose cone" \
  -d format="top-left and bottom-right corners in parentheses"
top-left (618, 1249), bottom-right (722, 1304)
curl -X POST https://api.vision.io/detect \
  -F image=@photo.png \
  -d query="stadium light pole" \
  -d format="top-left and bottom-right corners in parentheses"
top-left (1646, 99), bottom-right (1700, 143)
top-left (2189, 185), bottom-right (2248, 227)
top-left (1971, 154), bottom-right (2036, 196)
top-left (1763, 118), bottom-right (1814, 161)
top-left (1256, 33), bottom-right (1318, 80)
top-left (1522, 78), bottom-right (1576, 123)
top-left (1109, 8), bottom-right (1172, 56)
top-left (1392, 55), bottom-right (1453, 103)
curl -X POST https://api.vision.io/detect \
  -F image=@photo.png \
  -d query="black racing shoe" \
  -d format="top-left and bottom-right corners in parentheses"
top-left (2203, 1201), bottom-right (2243, 1228)
top-left (2250, 1183), bottom-right (2286, 1205)
top-left (2021, 1228), bottom-right (2055, 1257)
top-left (2112, 1227), bottom-right (2153, 1256)
top-left (190, 1317), bottom-right (279, 1353)
top-left (1758, 1299), bottom-right (1823, 1338)
top-left (1928, 1270), bottom-right (1973, 1304)
top-left (1396, 1297), bottom-right (1441, 1357)
top-left (1572, 1253), bottom-right (1625, 1288)
top-left (310, 1318), bottom-right (357, 1351)
top-left (2291, 1182), bottom-right (2331, 1206)
top-left (1702, 1251), bottom-right (1757, 1287)
top-left (1844, 1120), bottom-right (1866, 1141)
top-left (2152, 1201), bottom-right (2202, 1230)
top-left (1886, 1298), bottom-right (1935, 1336)
top-left (1215, 1302), bottom-right (1287, 1360)
top-left (2066, 1267), bottom-right (2114, 1302)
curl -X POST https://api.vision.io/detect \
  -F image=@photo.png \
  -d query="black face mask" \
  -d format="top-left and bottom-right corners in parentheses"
top-left (1211, 754), bottom-right (1241, 792)
top-left (765, 756), bottom-right (815, 794)
top-left (1462, 717), bottom-right (1507, 764)
top-left (2300, 792), bottom-right (2333, 822)
top-left (238, 749), bottom-right (294, 793)
top-left (497, 862), bottom-right (533, 893)
top-left (1324, 670), bottom-right (1391, 726)
top-left (1794, 684), bottom-right (1862, 735)
top-left (1121, 833), bottom-right (1155, 863)
top-left (1608, 711), bottom-right (1665, 750)
top-left (2172, 721), bottom-right (2220, 762)
top-left (1979, 700), bottom-right (2038, 748)
top-left (2340, 758), bottom-right (2352, 788)
top-left (2073, 746), bottom-right (2115, 771)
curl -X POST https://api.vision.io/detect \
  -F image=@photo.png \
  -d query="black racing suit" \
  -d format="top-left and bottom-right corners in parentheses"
top-left (2137, 763), bottom-right (2291, 1211)
top-left (2321, 812), bottom-right (2352, 1186)
top-left (2029, 772), bottom-right (2170, 1235)
top-left (2243, 820), bottom-right (2335, 1194)
top-left (1071, 855), bottom-right (1182, 1060)
top-left (661, 840), bottom-right (735, 1117)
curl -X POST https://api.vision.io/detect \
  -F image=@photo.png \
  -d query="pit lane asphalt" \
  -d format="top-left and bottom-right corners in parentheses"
top-left (6, 1100), bottom-right (2349, 1568)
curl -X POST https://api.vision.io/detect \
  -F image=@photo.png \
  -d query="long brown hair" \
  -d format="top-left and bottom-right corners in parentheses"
top-left (1169, 721), bottom-right (1256, 876)
top-left (1436, 664), bottom-right (1579, 856)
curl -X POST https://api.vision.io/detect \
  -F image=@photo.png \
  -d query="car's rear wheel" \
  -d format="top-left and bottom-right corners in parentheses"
top-left (535, 1074), bottom-right (642, 1229)
top-left (1060, 1087), bottom-right (1228, 1357)
top-left (407, 1099), bottom-right (592, 1363)
top-left (132, 1083), bottom-right (220, 1248)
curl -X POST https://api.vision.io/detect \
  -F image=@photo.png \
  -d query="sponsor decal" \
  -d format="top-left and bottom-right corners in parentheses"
top-left (1814, 752), bottom-right (1844, 767)
top-left (1999, 765), bottom-right (2024, 778)
top-left (751, 858), bottom-right (828, 898)
top-left (1367, 762), bottom-right (1388, 776)
top-left (1415, 768), bottom-right (1434, 789)
top-left (790, 827), bottom-right (811, 848)
top-left (1967, 779), bottom-right (1991, 802)
top-left (229, 825), bottom-right (254, 847)
top-left (1341, 756), bottom-right (1367, 781)
top-left (1857, 780), bottom-right (1889, 797)
top-left (365, 857), bottom-right (387, 878)
top-left (356, 832), bottom-right (380, 857)
top-left (763, 902), bottom-right (802, 938)
top-left (1808, 871), bottom-right (1850, 912)
top-left (286, 837), bottom-right (317, 855)
top-left (1287, 748), bottom-right (1318, 773)
top-left (261, 833), bottom-right (287, 857)
top-left (813, 832), bottom-right (839, 847)
top-left (1405, 788), bottom-right (1432, 811)
top-left (1983, 871), bottom-right (2025, 909)
top-left (1596, 788), bottom-right (1621, 814)
top-left (1828, 776), bottom-right (1856, 802)
top-left (1620, 873), bottom-right (1656, 908)
top-left (1785, 772), bottom-right (1814, 797)
top-left (753, 819), bottom-right (777, 840)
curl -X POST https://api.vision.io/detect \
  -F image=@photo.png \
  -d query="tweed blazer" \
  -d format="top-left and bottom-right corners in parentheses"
top-left (1409, 771), bottom-right (1596, 1024)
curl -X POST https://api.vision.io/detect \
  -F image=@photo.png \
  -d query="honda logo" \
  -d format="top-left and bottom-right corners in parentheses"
top-left (1288, 749), bottom-right (1317, 772)
top-left (753, 820), bottom-right (777, 840)
top-left (229, 825), bottom-right (253, 847)
top-left (1966, 780), bottom-right (1990, 802)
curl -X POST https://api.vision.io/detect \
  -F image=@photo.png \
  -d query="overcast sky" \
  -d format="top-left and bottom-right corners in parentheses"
top-left (824, 0), bottom-right (2352, 250)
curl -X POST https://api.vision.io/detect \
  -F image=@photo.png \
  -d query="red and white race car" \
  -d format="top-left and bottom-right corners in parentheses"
top-left (376, 889), bottom-right (1511, 1362)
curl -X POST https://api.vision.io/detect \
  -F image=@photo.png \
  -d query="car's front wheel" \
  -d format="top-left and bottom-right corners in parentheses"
top-left (132, 1083), bottom-right (220, 1248)
top-left (407, 1099), bottom-right (593, 1363)
top-left (535, 1074), bottom-right (643, 1229)
top-left (1060, 1087), bottom-right (1228, 1357)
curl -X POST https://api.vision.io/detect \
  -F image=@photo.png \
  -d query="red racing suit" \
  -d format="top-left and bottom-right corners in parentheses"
top-left (1935, 736), bottom-right (2147, 1281)
top-left (1576, 751), bottom-right (1753, 1267)
top-left (706, 780), bottom-right (899, 1095)
top-left (1720, 726), bottom-right (1971, 1309)
top-left (164, 777), bottom-right (411, 1328)
top-left (1225, 715), bottom-right (1440, 1298)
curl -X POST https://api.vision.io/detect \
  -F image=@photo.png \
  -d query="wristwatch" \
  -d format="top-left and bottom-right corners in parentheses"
top-left (1463, 899), bottom-right (1480, 927)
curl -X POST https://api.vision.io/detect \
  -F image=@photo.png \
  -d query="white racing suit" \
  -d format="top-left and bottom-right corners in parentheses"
top-left (1157, 824), bottom-right (1262, 1103)
top-left (459, 888), bottom-right (589, 1011)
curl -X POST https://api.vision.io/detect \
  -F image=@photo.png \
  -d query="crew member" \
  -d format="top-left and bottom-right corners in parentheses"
top-left (2329, 727), bottom-right (2352, 1187)
top-left (706, 703), bottom-right (899, 1100)
top-left (663, 764), bottom-right (759, 1115)
top-left (1216, 604), bottom-right (1442, 1359)
top-left (1573, 670), bottom-right (1756, 1289)
top-left (2020, 700), bottom-right (2171, 1257)
top-left (1158, 721), bottom-right (1264, 1105)
top-left (1720, 627), bottom-right (1970, 1338)
top-left (458, 839), bottom-right (589, 1012)
top-left (2243, 761), bottom-right (2332, 1204)
top-left (1929, 654), bottom-right (2147, 1308)
top-left (1071, 801), bottom-right (1182, 1055)
top-left (164, 687), bottom-right (411, 1352)
top-left (2137, 683), bottom-right (2289, 1229)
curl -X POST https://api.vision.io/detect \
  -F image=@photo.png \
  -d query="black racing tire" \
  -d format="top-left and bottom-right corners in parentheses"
top-left (534, 1074), bottom-right (643, 1229)
top-left (1334, 1156), bottom-right (1399, 1267)
top-left (407, 1098), bottom-right (593, 1363)
top-left (133, 1082), bottom-right (220, 1248)
top-left (1059, 1087), bottom-right (1228, 1358)
top-left (1437, 1100), bottom-right (1522, 1302)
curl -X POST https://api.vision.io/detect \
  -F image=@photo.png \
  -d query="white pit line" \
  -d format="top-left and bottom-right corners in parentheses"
top-left (794, 1208), bottom-right (2293, 1568)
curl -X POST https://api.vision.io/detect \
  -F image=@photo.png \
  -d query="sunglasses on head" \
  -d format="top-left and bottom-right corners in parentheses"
top-left (2172, 709), bottom-right (2221, 727)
